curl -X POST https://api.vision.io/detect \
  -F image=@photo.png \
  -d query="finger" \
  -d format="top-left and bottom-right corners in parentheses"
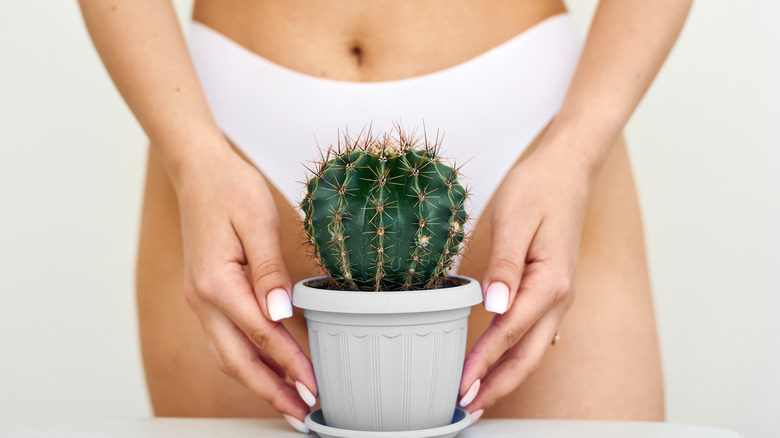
top-left (202, 301), bottom-right (311, 421)
top-left (187, 240), bottom-right (289, 382)
top-left (258, 348), bottom-right (287, 380)
top-left (210, 337), bottom-right (287, 380)
top-left (466, 300), bottom-right (566, 412)
top-left (232, 206), bottom-right (294, 322)
top-left (197, 259), bottom-right (318, 401)
top-left (460, 261), bottom-right (558, 397)
top-left (207, 334), bottom-right (309, 431)
top-left (481, 211), bottom-right (540, 314)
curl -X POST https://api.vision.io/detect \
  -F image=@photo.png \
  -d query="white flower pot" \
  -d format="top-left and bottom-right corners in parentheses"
top-left (292, 275), bottom-right (482, 432)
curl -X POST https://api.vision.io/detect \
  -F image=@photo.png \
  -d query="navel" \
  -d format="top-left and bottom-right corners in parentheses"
top-left (350, 44), bottom-right (364, 66)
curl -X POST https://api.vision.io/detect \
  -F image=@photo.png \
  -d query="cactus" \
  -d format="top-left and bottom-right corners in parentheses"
top-left (299, 121), bottom-right (471, 291)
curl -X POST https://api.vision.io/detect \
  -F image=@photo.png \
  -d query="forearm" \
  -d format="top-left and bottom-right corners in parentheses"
top-left (541, 0), bottom-right (693, 178)
top-left (78, 0), bottom-right (227, 185)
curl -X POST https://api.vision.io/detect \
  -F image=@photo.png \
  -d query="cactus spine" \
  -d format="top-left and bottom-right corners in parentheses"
top-left (299, 122), bottom-right (470, 291)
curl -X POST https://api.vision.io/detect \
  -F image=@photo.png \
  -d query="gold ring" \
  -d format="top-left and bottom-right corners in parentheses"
top-left (551, 332), bottom-right (560, 346)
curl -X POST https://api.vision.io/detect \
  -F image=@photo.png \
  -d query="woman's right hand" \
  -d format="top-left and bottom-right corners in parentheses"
top-left (78, 0), bottom-right (315, 427)
top-left (173, 141), bottom-right (317, 428)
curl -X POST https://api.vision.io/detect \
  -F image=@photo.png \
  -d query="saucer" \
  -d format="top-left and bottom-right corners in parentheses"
top-left (304, 408), bottom-right (472, 438)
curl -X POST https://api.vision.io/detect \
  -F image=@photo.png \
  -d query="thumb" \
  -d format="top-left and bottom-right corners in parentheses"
top-left (481, 214), bottom-right (537, 314)
top-left (236, 215), bottom-right (293, 322)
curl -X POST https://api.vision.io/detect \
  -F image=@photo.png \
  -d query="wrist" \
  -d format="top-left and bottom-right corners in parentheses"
top-left (535, 113), bottom-right (623, 186)
top-left (153, 129), bottom-right (234, 192)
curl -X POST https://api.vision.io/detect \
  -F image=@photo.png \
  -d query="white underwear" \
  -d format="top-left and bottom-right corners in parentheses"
top-left (188, 13), bottom-right (582, 274)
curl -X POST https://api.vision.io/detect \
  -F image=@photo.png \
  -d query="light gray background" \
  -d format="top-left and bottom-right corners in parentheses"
top-left (1, 1), bottom-right (777, 436)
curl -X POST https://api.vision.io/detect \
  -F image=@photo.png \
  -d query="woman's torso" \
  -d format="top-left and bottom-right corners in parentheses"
top-left (192, 0), bottom-right (567, 83)
top-left (136, 0), bottom-right (664, 419)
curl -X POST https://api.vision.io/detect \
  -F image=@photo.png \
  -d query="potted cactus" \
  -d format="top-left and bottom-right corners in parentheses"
top-left (292, 122), bottom-right (482, 436)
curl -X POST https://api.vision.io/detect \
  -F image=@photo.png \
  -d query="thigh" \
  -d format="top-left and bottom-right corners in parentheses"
top-left (136, 141), bottom-right (317, 417)
top-left (456, 133), bottom-right (665, 420)
top-left (138, 131), bottom-right (664, 419)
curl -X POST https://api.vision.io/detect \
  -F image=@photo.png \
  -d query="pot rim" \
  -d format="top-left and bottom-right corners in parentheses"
top-left (292, 275), bottom-right (483, 314)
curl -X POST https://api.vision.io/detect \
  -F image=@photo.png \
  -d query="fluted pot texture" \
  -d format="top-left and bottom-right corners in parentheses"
top-left (292, 275), bottom-right (482, 432)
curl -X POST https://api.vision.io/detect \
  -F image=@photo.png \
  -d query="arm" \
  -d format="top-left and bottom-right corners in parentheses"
top-left (544, 0), bottom-right (694, 177)
top-left (459, 0), bottom-right (693, 412)
top-left (78, 0), bottom-right (225, 184)
top-left (78, 1), bottom-right (318, 424)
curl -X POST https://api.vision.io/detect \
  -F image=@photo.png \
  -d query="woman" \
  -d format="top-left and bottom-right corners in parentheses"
top-left (79, 0), bottom-right (690, 433)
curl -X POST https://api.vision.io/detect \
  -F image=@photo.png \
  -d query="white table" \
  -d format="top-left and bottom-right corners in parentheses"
top-left (0, 418), bottom-right (742, 437)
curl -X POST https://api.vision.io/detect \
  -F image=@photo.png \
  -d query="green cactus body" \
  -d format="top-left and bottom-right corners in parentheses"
top-left (300, 124), bottom-right (470, 291)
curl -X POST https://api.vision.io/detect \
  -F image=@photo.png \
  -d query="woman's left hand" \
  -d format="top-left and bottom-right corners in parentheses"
top-left (457, 140), bottom-right (594, 415)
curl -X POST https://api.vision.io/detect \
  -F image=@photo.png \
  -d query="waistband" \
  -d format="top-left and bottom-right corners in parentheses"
top-left (188, 12), bottom-right (580, 90)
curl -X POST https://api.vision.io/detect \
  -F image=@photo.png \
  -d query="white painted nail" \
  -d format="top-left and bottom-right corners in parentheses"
top-left (484, 281), bottom-right (509, 314)
top-left (267, 288), bottom-right (293, 321)
top-left (283, 414), bottom-right (310, 433)
top-left (459, 379), bottom-right (481, 407)
top-left (295, 381), bottom-right (317, 407)
top-left (470, 408), bottom-right (484, 423)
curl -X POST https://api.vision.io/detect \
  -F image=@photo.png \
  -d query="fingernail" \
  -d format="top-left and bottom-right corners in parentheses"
top-left (484, 281), bottom-right (509, 314)
top-left (284, 414), bottom-right (310, 433)
top-left (267, 288), bottom-right (293, 321)
top-left (470, 408), bottom-right (484, 423)
top-left (459, 378), bottom-right (481, 407)
top-left (295, 381), bottom-right (317, 407)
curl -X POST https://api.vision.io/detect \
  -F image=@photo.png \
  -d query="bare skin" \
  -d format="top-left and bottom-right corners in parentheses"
top-left (78, 0), bottom-right (690, 426)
